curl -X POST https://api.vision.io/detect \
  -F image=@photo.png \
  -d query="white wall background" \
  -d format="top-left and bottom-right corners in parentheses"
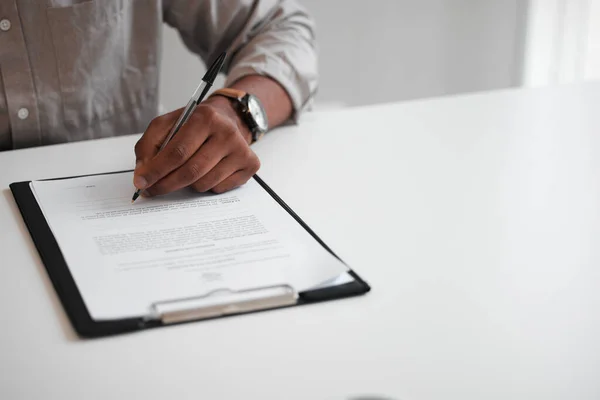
top-left (298, 0), bottom-right (527, 107)
top-left (522, 0), bottom-right (600, 87)
top-left (161, 0), bottom-right (600, 113)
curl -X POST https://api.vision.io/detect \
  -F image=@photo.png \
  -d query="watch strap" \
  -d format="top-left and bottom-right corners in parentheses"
top-left (211, 88), bottom-right (246, 100)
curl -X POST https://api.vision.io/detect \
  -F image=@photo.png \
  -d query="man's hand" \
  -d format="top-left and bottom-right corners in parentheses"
top-left (133, 96), bottom-right (260, 196)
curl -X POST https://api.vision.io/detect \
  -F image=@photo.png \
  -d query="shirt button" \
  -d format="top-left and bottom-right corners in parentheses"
top-left (0, 19), bottom-right (11, 32)
top-left (17, 108), bottom-right (29, 120)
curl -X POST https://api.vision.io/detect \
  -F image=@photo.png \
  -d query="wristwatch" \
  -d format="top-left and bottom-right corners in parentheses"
top-left (210, 88), bottom-right (269, 143)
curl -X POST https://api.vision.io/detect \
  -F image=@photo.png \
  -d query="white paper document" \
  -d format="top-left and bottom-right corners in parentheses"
top-left (31, 172), bottom-right (350, 320)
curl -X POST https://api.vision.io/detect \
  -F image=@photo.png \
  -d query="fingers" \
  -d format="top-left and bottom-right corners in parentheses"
top-left (134, 101), bottom-right (260, 196)
top-left (134, 125), bottom-right (209, 190)
top-left (133, 107), bottom-right (219, 190)
top-left (189, 156), bottom-right (243, 193)
top-left (191, 147), bottom-right (260, 193)
top-left (211, 168), bottom-right (258, 194)
top-left (204, 149), bottom-right (260, 194)
top-left (144, 136), bottom-right (228, 196)
top-left (147, 147), bottom-right (260, 196)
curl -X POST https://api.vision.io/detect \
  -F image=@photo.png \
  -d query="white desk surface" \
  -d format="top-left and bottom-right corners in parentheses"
top-left (2, 83), bottom-right (600, 400)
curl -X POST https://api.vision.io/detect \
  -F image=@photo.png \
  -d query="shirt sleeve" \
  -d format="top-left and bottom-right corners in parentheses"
top-left (163, 0), bottom-right (318, 122)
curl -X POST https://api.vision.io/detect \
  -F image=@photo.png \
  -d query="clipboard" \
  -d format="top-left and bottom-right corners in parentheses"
top-left (10, 171), bottom-right (370, 338)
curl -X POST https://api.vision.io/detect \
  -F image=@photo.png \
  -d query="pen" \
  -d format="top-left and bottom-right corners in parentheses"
top-left (131, 51), bottom-right (227, 203)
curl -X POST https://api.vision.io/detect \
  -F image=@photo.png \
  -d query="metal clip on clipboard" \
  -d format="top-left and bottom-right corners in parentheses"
top-left (148, 285), bottom-right (298, 324)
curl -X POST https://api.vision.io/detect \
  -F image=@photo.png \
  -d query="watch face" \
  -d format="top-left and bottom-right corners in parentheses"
top-left (246, 95), bottom-right (268, 132)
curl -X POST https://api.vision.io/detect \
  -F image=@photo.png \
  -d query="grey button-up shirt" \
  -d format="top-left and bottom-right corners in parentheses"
top-left (0, 0), bottom-right (317, 151)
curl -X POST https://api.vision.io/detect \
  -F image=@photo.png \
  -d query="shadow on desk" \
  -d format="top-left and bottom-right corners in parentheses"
top-left (3, 188), bottom-right (79, 342)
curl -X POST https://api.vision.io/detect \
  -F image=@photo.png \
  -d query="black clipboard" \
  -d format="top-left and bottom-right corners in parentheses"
top-left (10, 171), bottom-right (370, 338)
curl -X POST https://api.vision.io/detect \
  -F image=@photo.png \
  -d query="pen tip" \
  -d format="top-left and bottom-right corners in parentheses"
top-left (131, 191), bottom-right (140, 204)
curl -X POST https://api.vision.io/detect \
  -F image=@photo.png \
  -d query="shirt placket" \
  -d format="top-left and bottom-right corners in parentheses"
top-left (0, 0), bottom-right (42, 149)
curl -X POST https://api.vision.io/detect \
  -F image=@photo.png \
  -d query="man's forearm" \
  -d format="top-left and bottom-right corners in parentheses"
top-left (204, 75), bottom-right (293, 144)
